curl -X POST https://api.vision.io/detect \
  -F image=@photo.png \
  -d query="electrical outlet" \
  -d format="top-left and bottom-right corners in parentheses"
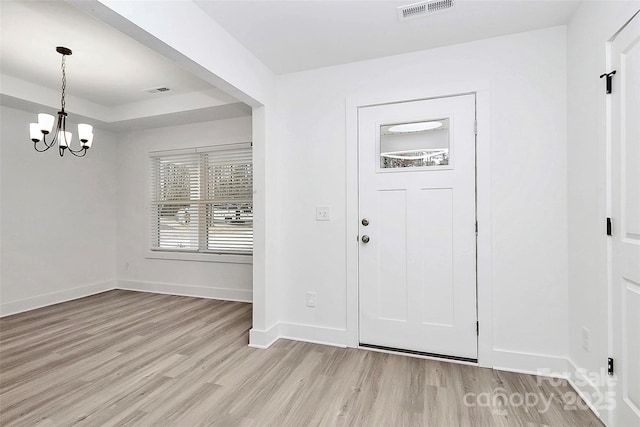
top-left (582, 327), bottom-right (590, 351)
top-left (306, 292), bottom-right (316, 308)
top-left (316, 206), bottom-right (330, 221)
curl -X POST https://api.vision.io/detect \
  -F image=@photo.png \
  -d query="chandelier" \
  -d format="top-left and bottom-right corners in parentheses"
top-left (29, 47), bottom-right (93, 157)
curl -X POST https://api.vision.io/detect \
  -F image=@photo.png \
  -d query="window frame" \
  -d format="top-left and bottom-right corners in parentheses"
top-left (146, 143), bottom-right (253, 264)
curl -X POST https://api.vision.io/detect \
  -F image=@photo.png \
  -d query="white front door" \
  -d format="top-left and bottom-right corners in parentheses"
top-left (611, 12), bottom-right (640, 427)
top-left (358, 94), bottom-right (477, 360)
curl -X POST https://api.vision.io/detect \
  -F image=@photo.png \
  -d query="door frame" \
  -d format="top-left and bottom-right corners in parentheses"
top-left (345, 80), bottom-right (493, 367)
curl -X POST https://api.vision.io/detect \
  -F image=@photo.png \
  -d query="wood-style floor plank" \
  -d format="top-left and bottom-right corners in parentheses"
top-left (0, 290), bottom-right (603, 426)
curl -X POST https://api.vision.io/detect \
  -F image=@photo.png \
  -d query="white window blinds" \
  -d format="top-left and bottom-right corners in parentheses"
top-left (150, 144), bottom-right (253, 255)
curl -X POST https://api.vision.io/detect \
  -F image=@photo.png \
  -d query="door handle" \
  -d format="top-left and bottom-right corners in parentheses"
top-left (361, 235), bottom-right (370, 243)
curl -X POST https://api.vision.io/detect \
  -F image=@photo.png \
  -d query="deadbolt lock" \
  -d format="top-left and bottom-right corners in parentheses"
top-left (361, 218), bottom-right (369, 226)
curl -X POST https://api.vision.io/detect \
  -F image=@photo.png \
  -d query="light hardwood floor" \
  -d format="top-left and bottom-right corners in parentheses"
top-left (0, 290), bottom-right (602, 426)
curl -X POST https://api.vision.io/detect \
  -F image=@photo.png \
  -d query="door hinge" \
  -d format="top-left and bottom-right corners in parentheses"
top-left (475, 221), bottom-right (478, 235)
top-left (599, 70), bottom-right (616, 94)
top-left (607, 217), bottom-right (612, 236)
top-left (476, 321), bottom-right (479, 335)
top-left (474, 120), bottom-right (478, 135)
top-left (608, 357), bottom-right (614, 376)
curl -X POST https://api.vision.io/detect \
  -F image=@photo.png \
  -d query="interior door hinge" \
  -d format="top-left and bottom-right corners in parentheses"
top-left (608, 357), bottom-right (614, 376)
top-left (607, 217), bottom-right (612, 236)
top-left (476, 321), bottom-right (479, 335)
top-left (474, 120), bottom-right (478, 135)
top-left (475, 221), bottom-right (478, 235)
top-left (599, 70), bottom-right (616, 94)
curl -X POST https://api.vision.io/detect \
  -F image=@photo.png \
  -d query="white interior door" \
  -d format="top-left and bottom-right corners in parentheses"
top-left (611, 12), bottom-right (640, 427)
top-left (358, 94), bottom-right (477, 360)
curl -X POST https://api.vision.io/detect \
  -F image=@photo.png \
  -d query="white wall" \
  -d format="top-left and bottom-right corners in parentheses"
top-left (0, 105), bottom-right (118, 315)
top-left (0, 108), bottom-right (254, 314)
top-left (115, 117), bottom-right (253, 302)
top-left (566, 0), bottom-right (640, 419)
top-left (79, 0), bottom-right (279, 335)
top-left (269, 26), bottom-right (569, 367)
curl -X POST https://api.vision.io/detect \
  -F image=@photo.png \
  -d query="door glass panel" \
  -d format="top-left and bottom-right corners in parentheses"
top-left (380, 118), bottom-right (450, 169)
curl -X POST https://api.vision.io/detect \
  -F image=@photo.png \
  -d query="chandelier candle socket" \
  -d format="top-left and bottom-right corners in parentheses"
top-left (28, 46), bottom-right (94, 157)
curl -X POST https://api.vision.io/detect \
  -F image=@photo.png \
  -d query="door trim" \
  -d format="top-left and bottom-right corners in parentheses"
top-left (345, 80), bottom-right (493, 367)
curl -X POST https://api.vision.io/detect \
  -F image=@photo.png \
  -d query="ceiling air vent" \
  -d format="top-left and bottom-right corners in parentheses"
top-left (145, 87), bottom-right (171, 94)
top-left (397, 0), bottom-right (455, 21)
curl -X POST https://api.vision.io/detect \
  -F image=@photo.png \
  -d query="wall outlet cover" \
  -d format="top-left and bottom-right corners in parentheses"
top-left (306, 291), bottom-right (317, 307)
top-left (316, 206), bottom-right (330, 221)
top-left (582, 327), bottom-right (590, 352)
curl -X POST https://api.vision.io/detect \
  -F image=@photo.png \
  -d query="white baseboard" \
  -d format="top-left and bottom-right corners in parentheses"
top-left (493, 352), bottom-right (605, 423)
top-left (0, 280), bottom-right (116, 317)
top-left (279, 322), bottom-right (348, 348)
top-left (249, 323), bottom-right (281, 349)
top-left (0, 279), bottom-right (251, 317)
top-left (490, 349), bottom-right (569, 376)
top-left (248, 329), bottom-right (571, 377)
top-left (566, 358), bottom-right (606, 422)
top-left (249, 322), bottom-right (349, 349)
top-left (117, 280), bottom-right (252, 303)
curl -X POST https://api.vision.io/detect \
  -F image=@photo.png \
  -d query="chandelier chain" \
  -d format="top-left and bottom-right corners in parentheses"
top-left (61, 54), bottom-right (66, 111)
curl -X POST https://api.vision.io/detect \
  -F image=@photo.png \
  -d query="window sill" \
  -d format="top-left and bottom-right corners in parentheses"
top-left (145, 249), bottom-right (252, 264)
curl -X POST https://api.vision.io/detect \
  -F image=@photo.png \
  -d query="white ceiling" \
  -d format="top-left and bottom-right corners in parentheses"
top-left (195, 0), bottom-right (581, 74)
top-left (1, 0), bottom-right (219, 107)
top-left (1, 0), bottom-right (581, 131)
top-left (0, 0), bottom-right (248, 131)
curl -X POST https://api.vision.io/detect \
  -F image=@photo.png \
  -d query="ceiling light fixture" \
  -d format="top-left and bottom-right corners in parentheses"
top-left (388, 121), bottom-right (443, 133)
top-left (381, 149), bottom-right (448, 160)
top-left (29, 46), bottom-right (93, 157)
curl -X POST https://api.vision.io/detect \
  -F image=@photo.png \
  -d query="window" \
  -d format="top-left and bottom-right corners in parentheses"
top-left (150, 144), bottom-right (253, 257)
top-left (379, 118), bottom-right (450, 169)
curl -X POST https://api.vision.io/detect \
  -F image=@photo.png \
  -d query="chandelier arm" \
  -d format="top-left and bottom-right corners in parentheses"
top-left (61, 113), bottom-right (89, 155)
top-left (66, 145), bottom-right (87, 154)
top-left (58, 114), bottom-right (68, 157)
top-left (33, 141), bottom-right (54, 152)
top-left (60, 111), bottom-right (85, 154)
top-left (66, 147), bottom-right (88, 157)
top-left (47, 128), bottom-right (59, 149)
top-left (34, 131), bottom-right (58, 152)
top-left (52, 114), bottom-right (67, 156)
